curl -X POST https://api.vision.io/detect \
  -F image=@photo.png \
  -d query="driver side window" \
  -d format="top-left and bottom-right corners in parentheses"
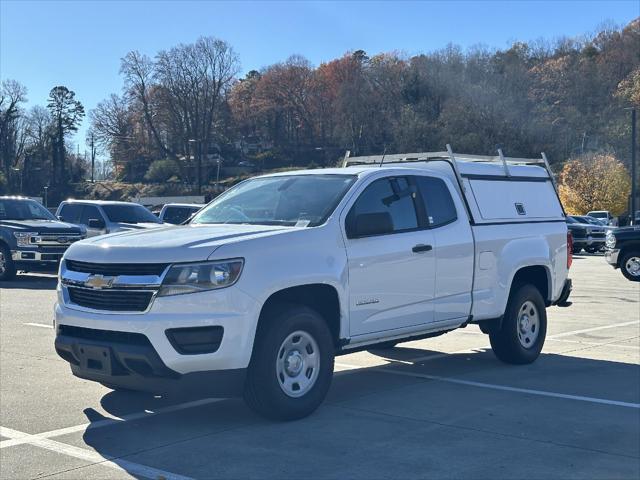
top-left (347, 177), bottom-right (419, 237)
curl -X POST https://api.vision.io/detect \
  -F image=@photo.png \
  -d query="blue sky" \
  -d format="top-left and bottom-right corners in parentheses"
top-left (1, 0), bottom-right (638, 152)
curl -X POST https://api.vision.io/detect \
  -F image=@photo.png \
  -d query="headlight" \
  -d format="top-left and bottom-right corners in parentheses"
top-left (13, 232), bottom-right (37, 247)
top-left (605, 232), bottom-right (616, 249)
top-left (158, 259), bottom-right (244, 297)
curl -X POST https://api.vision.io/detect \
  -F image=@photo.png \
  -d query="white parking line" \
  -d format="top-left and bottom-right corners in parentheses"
top-left (0, 397), bottom-right (223, 449)
top-left (24, 322), bottom-right (53, 329)
top-left (549, 320), bottom-right (640, 339)
top-left (548, 336), bottom-right (640, 350)
top-left (371, 368), bottom-right (640, 409)
top-left (0, 426), bottom-right (194, 480)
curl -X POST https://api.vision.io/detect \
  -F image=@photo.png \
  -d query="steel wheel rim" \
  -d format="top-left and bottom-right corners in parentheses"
top-left (517, 300), bottom-right (540, 349)
top-left (276, 330), bottom-right (320, 398)
top-left (625, 257), bottom-right (640, 277)
top-left (0, 251), bottom-right (6, 275)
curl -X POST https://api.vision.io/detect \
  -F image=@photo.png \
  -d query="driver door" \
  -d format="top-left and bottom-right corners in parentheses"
top-left (344, 176), bottom-right (436, 336)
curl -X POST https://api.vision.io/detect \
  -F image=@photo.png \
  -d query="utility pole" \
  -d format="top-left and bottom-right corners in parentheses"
top-left (197, 140), bottom-right (202, 195)
top-left (90, 133), bottom-right (96, 183)
top-left (631, 108), bottom-right (637, 223)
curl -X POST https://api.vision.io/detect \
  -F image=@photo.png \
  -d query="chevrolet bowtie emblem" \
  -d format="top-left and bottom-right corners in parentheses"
top-left (84, 274), bottom-right (116, 289)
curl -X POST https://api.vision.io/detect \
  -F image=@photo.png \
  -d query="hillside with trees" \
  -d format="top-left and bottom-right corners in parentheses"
top-left (1, 19), bottom-right (638, 205)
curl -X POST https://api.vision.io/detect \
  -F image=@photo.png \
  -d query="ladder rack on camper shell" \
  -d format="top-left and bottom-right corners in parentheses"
top-left (341, 144), bottom-right (558, 193)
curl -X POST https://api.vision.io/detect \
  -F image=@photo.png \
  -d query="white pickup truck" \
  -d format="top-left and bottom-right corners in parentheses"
top-left (54, 148), bottom-right (572, 420)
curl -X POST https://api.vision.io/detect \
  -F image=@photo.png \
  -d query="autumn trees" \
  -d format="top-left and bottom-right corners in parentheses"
top-left (107, 37), bottom-right (240, 190)
top-left (1, 19), bottom-right (638, 207)
top-left (559, 153), bottom-right (631, 215)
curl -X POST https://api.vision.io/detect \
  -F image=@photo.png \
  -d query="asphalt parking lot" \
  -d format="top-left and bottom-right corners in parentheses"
top-left (0, 254), bottom-right (639, 480)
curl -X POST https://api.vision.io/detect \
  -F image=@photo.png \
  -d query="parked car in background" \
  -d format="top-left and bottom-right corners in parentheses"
top-left (587, 210), bottom-right (617, 226)
top-left (605, 226), bottom-right (640, 281)
top-left (566, 216), bottom-right (606, 253)
top-left (574, 215), bottom-right (607, 226)
top-left (56, 200), bottom-right (164, 237)
top-left (158, 203), bottom-right (203, 225)
top-left (55, 149), bottom-right (571, 420)
top-left (0, 196), bottom-right (85, 280)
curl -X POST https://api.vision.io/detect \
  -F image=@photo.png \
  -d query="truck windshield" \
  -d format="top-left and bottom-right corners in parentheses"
top-left (101, 204), bottom-right (161, 224)
top-left (192, 174), bottom-right (356, 227)
top-left (0, 199), bottom-right (55, 221)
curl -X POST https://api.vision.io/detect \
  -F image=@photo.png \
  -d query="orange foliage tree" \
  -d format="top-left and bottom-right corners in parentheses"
top-left (558, 153), bottom-right (631, 215)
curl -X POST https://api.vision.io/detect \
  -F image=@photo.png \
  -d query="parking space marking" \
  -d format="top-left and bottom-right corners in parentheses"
top-left (0, 397), bottom-right (224, 449)
top-left (1, 426), bottom-right (194, 480)
top-left (366, 368), bottom-right (640, 409)
top-left (549, 320), bottom-right (639, 339)
top-left (24, 322), bottom-right (53, 329)
top-left (548, 337), bottom-right (640, 350)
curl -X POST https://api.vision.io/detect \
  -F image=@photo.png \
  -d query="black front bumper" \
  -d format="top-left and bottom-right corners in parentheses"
top-left (54, 326), bottom-right (246, 397)
top-left (572, 238), bottom-right (605, 249)
top-left (14, 260), bottom-right (61, 272)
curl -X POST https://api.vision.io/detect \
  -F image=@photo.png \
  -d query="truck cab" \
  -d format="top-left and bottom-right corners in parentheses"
top-left (0, 196), bottom-right (85, 280)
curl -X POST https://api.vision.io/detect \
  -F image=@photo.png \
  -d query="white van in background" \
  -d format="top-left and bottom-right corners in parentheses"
top-left (56, 200), bottom-right (165, 237)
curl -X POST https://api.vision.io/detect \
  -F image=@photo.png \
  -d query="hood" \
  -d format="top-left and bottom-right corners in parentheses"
top-left (65, 223), bottom-right (300, 263)
top-left (111, 222), bottom-right (165, 232)
top-left (0, 219), bottom-right (84, 234)
top-left (611, 225), bottom-right (640, 235)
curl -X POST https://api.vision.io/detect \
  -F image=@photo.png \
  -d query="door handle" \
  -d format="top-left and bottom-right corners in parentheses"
top-left (412, 244), bottom-right (433, 253)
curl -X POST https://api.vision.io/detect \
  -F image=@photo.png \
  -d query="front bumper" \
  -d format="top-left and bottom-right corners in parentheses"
top-left (54, 284), bottom-right (259, 375)
top-left (54, 325), bottom-right (246, 396)
top-left (572, 236), bottom-right (605, 249)
top-left (12, 250), bottom-right (63, 272)
top-left (605, 249), bottom-right (620, 267)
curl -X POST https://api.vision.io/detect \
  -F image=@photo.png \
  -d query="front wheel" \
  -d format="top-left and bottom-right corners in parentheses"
top-left (243, 304), bottom-right (334, 420)
top-left (490, 284), bottom-right (547, 364)
top-left (0, 244), bottom-right (16, 281)
top-left (620, 251), bottom-right (640, 282)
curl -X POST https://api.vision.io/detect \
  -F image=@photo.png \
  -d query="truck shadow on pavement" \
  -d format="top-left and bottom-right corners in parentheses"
top-left (0, 274), bottom-right (57, 290)
top-left (80, 347), bottom-right (640, 479)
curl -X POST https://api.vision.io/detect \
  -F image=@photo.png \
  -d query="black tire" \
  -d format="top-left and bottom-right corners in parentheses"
top-left (572, 246), bottom-right (582, 254)
top-left (619, 250), bottom-right (640, 282)
top-left (243, 304), bottom-right (334, 421)
top-left (489, 284), bottom-right (547, 364)
top-left (0, 243), bottom-right (16, 281)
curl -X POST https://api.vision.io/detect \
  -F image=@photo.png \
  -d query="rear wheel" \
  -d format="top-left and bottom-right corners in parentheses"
top-left (489, 284), bottom-right (547, 364)
top-left (620, 251), bottom-right (640, 282)
top-left (0, 244), bottom-right (16, 281)
top-left (243, 304), bottom-right (334, 420)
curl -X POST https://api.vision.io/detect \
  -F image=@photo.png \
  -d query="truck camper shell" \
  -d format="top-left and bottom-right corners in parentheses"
top-left (342, 146), bottom-right (565, 225)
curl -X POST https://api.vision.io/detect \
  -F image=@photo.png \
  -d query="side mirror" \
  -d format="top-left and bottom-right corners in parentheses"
top-left (347, 212), bottom-right (394, 238)
top-left (57, 215), bottom-right (64, 221)
top-left (88, 218), bottom-right (105, 229)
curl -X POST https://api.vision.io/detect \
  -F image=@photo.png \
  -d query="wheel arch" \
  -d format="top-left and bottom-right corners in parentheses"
top-left (509, 265), bottom-right (551, 305)
top-left (256, 283), bottom-right (342, 348)
top-left (618, 242), bottom-right (640, 267)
